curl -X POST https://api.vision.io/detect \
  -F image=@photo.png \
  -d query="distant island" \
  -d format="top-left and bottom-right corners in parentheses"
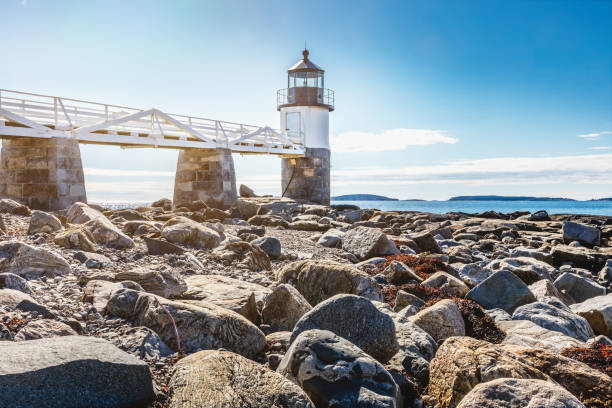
top-left (590, 198), bottom-right (612, 201)
top-left (448, 195), bottom-right (576, 202)
top-left (332, 194), bottom-right (399, 201)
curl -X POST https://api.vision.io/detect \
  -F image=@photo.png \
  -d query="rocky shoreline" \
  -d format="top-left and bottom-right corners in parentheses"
top-left (1, 192), bottom-right (611, 407)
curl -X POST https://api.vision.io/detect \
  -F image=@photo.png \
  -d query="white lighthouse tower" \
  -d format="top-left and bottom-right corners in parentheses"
top-left (278, 49), bottom-right (334, 205)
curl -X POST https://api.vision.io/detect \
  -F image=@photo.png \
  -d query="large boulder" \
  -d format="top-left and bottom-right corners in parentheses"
top-left (317, 228), bottom-right (345, 248)
top-left (456, 378), bottom-right (585, 408)
top-left (529, 279), bottom-right (573, 305)
top-left (429, 336), bottom-right (612, 408)
top-left (497, 319), bottom-right (585, 353)
top-left (67, 202), bottom-right (134, 249)
top-left (115, 267), bottom-right (187, 298)
top-left (456, 262), bottom-right (492, 287)
top-left (178, 274), bottom-right (270, 324)
top-left (277, 329), bottom-right (401, 408)
top-left (0, 198), bottom-right (30, 215)
top-left (383, 260), bottom-right (422, 285)
top-left (466, 270), bottom-right (536, 313)
top-left (53, 225), bottom-right (98, 252)
top-left (276, 260), bottom-right (382, 305)
top-left (0, 336), bottom-right (155, 408)
top-left (551, 245), bottom-right (608, 271)
top-left (554, 272), bottom-right (606, 303)
top-left (563, 221), bottom-right (600, 247)
top-left (512, 301), bottom-right (594, 342)
top-left (27, 210), bottom-right (62, 234)
top-left (485, 257), bottom-right (556, 284)
top-left (107, 288), bottom-right (265, 358)
top-left (261, 284), bottom-right (312, 331)
top-left (82, 280), bottom-right (141, 312)
top-left (168, 350), bottom-right (313, 408)
top-left (290, 294), bottom-right (399, 363)
top-left (342, 226), bottom-right (399, 260)
top-left (161, 216), bottom-right (221, 249)
top-left (409, 230), bottom-right (441, 253)
top-left (0, 241), bottom-right (70, 279)
top-left (409, 299), bottom-right (465, 343)
top-left (570, 294), bottom-right (612, 337)
top-left (239, 184), bottom-right (257, 198)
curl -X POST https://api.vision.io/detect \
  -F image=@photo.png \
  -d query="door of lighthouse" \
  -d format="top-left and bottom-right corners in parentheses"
top-left (285, 112), bottom-right (301, 140)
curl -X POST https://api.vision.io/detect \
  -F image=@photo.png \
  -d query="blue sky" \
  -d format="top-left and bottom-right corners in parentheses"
top-left (1, 0), bottom-right (611, 201)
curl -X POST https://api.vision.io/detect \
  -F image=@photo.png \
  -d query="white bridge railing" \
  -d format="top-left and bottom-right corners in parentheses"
top-left (0, 89), bottom-right (305, 156)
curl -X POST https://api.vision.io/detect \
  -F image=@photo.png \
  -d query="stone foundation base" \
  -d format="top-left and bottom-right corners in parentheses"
top-left (173, 148), bottom-right (237, 209)
top-left (0, 137), bottom-right (87, 211)
top-left (281, 147), bottom-right (330, 205)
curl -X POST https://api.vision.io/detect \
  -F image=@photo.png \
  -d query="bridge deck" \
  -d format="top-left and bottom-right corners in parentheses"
top-left (0, 89), bottom-right (305, 157)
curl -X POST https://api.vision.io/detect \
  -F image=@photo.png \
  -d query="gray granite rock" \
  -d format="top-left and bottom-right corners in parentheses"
top-left (570, 294), bottom-right (612, 338)
top-left (512, 301), bottom-right (594, 341)
top-left (554, 272), bottom-right (606, 303)
top-left (342, 226), bottom-right (399, 260)
top-left (0, 336), bottom-right (155, 408)
top-left (466, 270), bottom-right (536, 313)
top-left (563, 221), bottom-right (600, 247)
top-left (290, 294), bottom-right (399, 363)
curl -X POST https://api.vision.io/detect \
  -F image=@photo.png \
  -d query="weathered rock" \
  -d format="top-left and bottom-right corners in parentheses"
top-left (429, 336), bottom-right (612, 408)
top-left (277, 329), bottom-right (401, 408)
top-left (383, 260), bottom-right (422, 285)
top-left (0, 198), bottom-right (30, 215)
top-left (599, 259), bottom-right (612, 282)
top-left (0, 336), bottom-right (155, 408)
top-left (393, 290), bottom-right (425, 313)
top-left (0, 273), bottom-right (33, 294)
top-left (291, 294), bottom-right (399, 363)
top-left (456, 378), bottom-right (585, 408)
top-left (82, 280), bottom-right (140, 312)
top-left (27, 210), bottom-right (62, 234)
top-left (143, 237), bottom-right (185, 255)
top-left (0, 288), bottom-right (53, 317)
top-left (239, 184), bottom-right (257, 198)
top-left (509, 246), bottom-right (553, 264)
top-left (114, 326), bottom-right (173, 361)
top-left (161, 216), bottom-right (221, 249)
top-left (248, 214), bottom-right (289, 228)
top-left (551, 245), bottom-right (608, 271)
top-left (251, 236), bottom-right (281, 259)
top-left (85, 217), bottom-right (135, 249)
top-left (456, 262), bottom-right (492, 287)
top-left (107, 288), bottom-right (266, 357)
top-left (512, 301), bottom-right (594, 341)
top-left (261, 283), bottom-right (312, 331)
top-left (563, 221), bottom-right (601, 247)
top-left (497, 319), bottom-right (585, 353)
top-left (168, 349), bottom-right (312, 408)
top-left (276, 260), bottom-right (382, 305)
top-left (485, 256), bottom-right (556, 284)
top-left (151, 197), bottom-right (172, 210)
top-left (570, 294), bottom-right (612, 337)
top-left (410, 299), bottom-right (465, 342)
top-left (421, 272), bottom-right (470, 297)
top-left (178, 275), bottom-right (270, 323)
top-left (53, 225), bottom-right (98, 251)
top-left (212, 240), bottom-right (272, 271)
top-left (14, 319), bottom-right (77, 341)
top-left (342, 226), bottom-right (399, 260)
top-left (317, 228), bottom-right (345, 248)
top-left (387, 318), bottom-right (437, 383)
top-left (67, 201), bottom-right (103, 224)
top-left (466, 270), bottom-right (536, 313)
top-left (0, 241), bottom-right (70, 279)
top-left (115, 268), bottom-right (187, 298)
top-left (529, 279), bottom-right (574, 305)
top-left (410, 230), bottom-right (441, 253)
top-left (554, 272), bottom-right (606, 303)
top-left (236, 198), bottom-right (260, 219)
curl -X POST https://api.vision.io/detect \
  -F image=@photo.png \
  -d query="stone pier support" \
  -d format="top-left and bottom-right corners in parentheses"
top-left (0, 137), bottom-right (87, 211)
top-left (281, 147), bottom-right (330, 205)
top-left (173, 148), bottom-right (237, 209)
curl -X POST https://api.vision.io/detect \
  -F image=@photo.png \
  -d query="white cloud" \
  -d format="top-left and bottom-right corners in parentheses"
top-left (330, 153), bottom-right (612, 186)
top-left (589, 146), bottom-right (612, 151)
top-left (21, 0), bottom-right (27, 7)
top-left (331, 128), bottom-right (457, 152)
top-left (577, 131), bottom-right (612, 139)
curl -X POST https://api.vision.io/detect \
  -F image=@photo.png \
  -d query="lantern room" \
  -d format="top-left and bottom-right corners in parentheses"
top-left (277, 49), bottom-right (334, 111)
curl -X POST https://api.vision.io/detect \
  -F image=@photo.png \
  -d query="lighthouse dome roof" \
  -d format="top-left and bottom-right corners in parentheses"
top-left (288, 49), bottom-right (324, 73)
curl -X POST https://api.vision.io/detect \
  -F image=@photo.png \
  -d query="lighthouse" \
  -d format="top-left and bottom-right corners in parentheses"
top-left (278, 49), bottom-right (334, 205)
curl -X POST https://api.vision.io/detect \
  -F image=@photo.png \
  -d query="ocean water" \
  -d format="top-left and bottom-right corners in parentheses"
top-left (330, 200), bottom-right (612, 216)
